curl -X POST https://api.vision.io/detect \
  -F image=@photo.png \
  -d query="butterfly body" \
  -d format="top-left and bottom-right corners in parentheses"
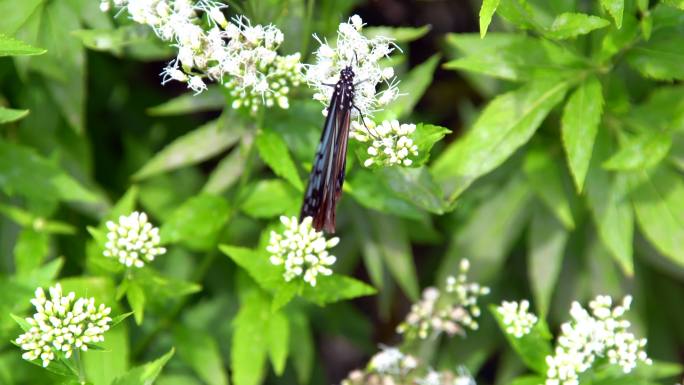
top-left (300, 66), bottom-right (355, 233)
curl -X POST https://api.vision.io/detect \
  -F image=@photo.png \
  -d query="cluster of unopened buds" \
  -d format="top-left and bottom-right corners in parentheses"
top-left (15, 284), bottom-right (112, 367)
top-left (267, 216), bottom-right (339, 287)
top-left (544, 295), bottom-right (651, 385)
top-left (397, 259), bottom-right (489, 340)
top-left (305, 15), bottom-right (400, 119)
top-left (496, 300), bottom-right (538, 338)
top-left (341, 346), bottom-right (476, 385)
top-left (104, 211), bottom-right (166, 268)
top-left (101, 0), bottom-right (302, 112)
top-left (351, 119), bottom-right (419, 167)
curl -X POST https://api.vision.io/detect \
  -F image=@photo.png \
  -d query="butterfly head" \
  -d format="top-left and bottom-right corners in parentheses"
top-left (340, 66), bottom-right (355, 82)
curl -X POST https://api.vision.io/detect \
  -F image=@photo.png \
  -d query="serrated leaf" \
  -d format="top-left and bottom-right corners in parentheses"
top-left (523, 146), bottom-right (575, 229)
top-left (378, 55), bottom-right (440, 121)
top-left (240, 179), bottom-right (298, 218)
top-left (479, 0), bottom-right (501, 38)
top-left (220, 245), bottom-right (285, 292)
top-left (175, 326), bottom-right (228, 385)
top-left (432, 79), bottom-right (568, 201)
top-left (630, 165), bottom-right (684, 266)
top-left (161, 194), bottom-right (231, 250)
top-left (134, 115), bottom-right (243, 180)
top-left (561, 76), bottom-right (604, 193)
top-left (601, 0), bottom-right (624, 27)
top-left (444, 33), bottom-right (584, 81)
top-left (267, 310), bottom-right (289, 376)
top-left (411, 123), bottom-right (451, 167)
top-left (147, 86), bottom-right (225, 116)
top-left (111, 349), bottom-right (174, 385)
top-left (364, 25), bottom-right (431, 42)
top-left (0, 107), bottom-right (29, 124)
top-left (490, 305), bottom-right (552, 374)
top-left (603, 131), bottom-right (672, 171)
top-left (586, 130), bottom-right (634, 275)
top-left (527, 205), bottom-right (568, 318)
top-left (546, 13), bottom-right (610, 40)
top-left (627, 34), bottom-right (684, 80)
top-left (256, 129), bottom-right (303, 190)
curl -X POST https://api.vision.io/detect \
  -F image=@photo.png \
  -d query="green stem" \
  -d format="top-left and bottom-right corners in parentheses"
top-left (301, 0), bottom-right (315, 57)
top-left (74, 350), bottom-right (87, 385)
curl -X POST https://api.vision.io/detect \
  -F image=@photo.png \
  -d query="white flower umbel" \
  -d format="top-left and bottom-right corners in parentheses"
top-left (545, 295), bottom-right (652, 385)
top-left (305, 15), bottom-right (400, 119)
top-left (497, 300), bottom-right (538, 338)
top-left (15, 284), bottom-right (112, 367)
top-left (104, 211), bottom-right (166, 268)
top-left (397, 259), bottom-right (490, 340)
top-left (351, 119), bottom-right (419, 167)
top-left (103, 0), bottom-right (302, 112)
top-left (367, 345), bottom-right (417, 376)
top-left (267, 216), bottom-right (339, 287)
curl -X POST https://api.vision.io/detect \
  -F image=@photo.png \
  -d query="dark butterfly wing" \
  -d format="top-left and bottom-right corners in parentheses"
top-left (300, 89), bottom-right (351, 233)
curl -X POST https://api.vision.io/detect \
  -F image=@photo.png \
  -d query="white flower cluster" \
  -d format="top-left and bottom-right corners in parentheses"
top-left (351, 119), bottom-right (419, 167)
top-left (545, 295), bottom-right (652, 385)
top-left (397, 259), bottom-right (489, 340)
top-left (267, 216), bottom-right (339, 287)
top-left (15, 284), bottom-right (112, 367)
top-left (305, 15), bottom-right (400, 119)
top-left (104, 211), bottom-right (166, 268)
top-left (496, 300), bottom-right (538, 338)
top-left (102, 0), bottom-right (302, 112)
top-left (368, 346), bottom-right (417, 376)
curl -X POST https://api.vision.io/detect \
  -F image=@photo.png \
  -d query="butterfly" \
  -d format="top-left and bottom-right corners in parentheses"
top-left (300, 65), bottom-right (358, 233)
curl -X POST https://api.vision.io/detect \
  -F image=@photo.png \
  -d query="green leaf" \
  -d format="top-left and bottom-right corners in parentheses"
top-left (13, 228), bottom-right (49, 275)
top-left (444, 33), bottom-right (584, 81)
top-left (83, 319), bottom-right (129, 385)
top-left (134, 115), bottom-right (243, 180)
top-left (203, 147), bottom-right (247, 194)
top-left (240, 179), bottom-right (299, 218)
top-left (370, 214), bottom-right (419, 300)
top-left (267, 310), bottom-right (289, 376)
top-left (220, 245), bottom-right (284, 293)
top-left (111, 349), bottom-right (174, 385)
top-left (490, 305), bottom-right (552, 374)
top-left (299, 274), bottom-right (377, 306)
top-left (523, 146), bottom-right (575, 229)
top-left (0, 107), bottom-right (29, 124)
top-left (346, 169), bottom-right (424, 220)
top-left (432, 79), bottom-right (568, 201)
top-left (0, 140), bottom-right (99, 203)
top-left (479, 0), bottom-right (501, 38)
top-left (379, 167), bottom-right (447, 214)
top-left (410, 124), bottom-right (451, 167)
top-left (161, 194), bottom-right (231, 250)
top-left (232, 289), bottom-right (269, 385)
top-left (452, 173), bottom-right (532, 281)
top-left (110, 312), bottom-right (133, 327)
top-left (175, 326), bottom-right (229, 385)
top-left (586, 129), bottom-right (634, 275)
top-left (288, 310), bottom-right (314, 384)
top-left (509, 376), bottom-right (546, 385)
top-left (561, 76), bottom-right (604, 193)
top-left (627, 34), bottom-right (684, 80)
top-left (133, 116), bottom-right (242, 180)
top-left (633, 360), bottom-right (683, 379)
top-left (125, 281), bottom-right (145, 325)
top-left (630, 165), bottom-right (684, 266)
top-left (0, 33), bottom-right (45, 56)
top-left (0, 0), bottom-right (44, 35)
top-left (147, 86), bottom-right (226, 116)
top-left (546, 13), bottom-right (610, 40)
top-left (662, 0), bottom-right (684, 9)
top-left (378, 55), bottom-right (440, 121)
top-left (10, 313), bottom-right (31, 332)
top-left (363, 25), bottom-right (431, 42)
top-left (256, 129), bottom-right (303, 191)
top-left (527, 205), bottom-right (568, 318)
top-left (601, 0), bottom-right (624, 27)
top-left (603, 131), bottom-right (672, 171)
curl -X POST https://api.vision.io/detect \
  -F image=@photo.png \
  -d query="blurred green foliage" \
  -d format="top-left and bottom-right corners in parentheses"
top-left (0, 0), bottom-right (683, 384)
